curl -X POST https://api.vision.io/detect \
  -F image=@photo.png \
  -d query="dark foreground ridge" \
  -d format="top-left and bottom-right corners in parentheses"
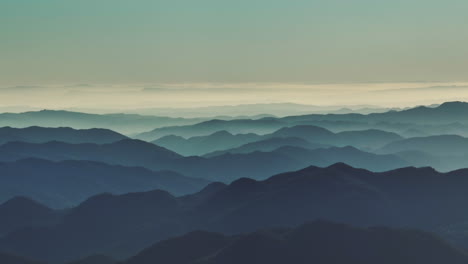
top-left (125, 221), bottom-right (468, 264)
top-left (4, 163), bottom-right (468, 262)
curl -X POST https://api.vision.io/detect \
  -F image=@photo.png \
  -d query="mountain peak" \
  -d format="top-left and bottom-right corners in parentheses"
top-left (438, 101), bottom-right (467, 107)
top-left (210, 130), bottom-right (233, 137)
top-left (435, 101), bottom-right (468, 112)
top-left (326, 162), bottom-right (356, 171)
top-left (1, 196), bottom-right (45, 209)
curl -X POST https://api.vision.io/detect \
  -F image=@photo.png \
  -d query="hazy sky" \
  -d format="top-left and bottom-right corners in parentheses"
top-left (1, 0), bottom-right (468, 110)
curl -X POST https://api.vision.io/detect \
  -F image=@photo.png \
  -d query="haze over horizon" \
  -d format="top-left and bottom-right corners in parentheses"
top-left (1, 82), bottom-right (468, 114)
top-left (1, 0), bottom-right (468, 114)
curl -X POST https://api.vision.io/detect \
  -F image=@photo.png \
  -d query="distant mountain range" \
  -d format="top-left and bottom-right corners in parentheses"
top-left (0, 158), bottom-right (207, 208)
top-left (119, 102), bottom-right (394, 117)
top-left (6, 163), bottom-right (468, 262)
top-left (0, 110), bottom-right (205, 135)
top-left (0, 126), bottom-right (127, 145)
top-left (136, 101), bottom-right (468, 140)
top-left (282, 101), bottom-right (468, 125)
top-left (136, 119), bottom-right (285, 140)
top-left (153, 125), bottom-right (403, 155)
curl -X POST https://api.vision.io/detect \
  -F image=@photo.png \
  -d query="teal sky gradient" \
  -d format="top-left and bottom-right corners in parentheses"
top-left (1, 0), bottom-right (467, 84)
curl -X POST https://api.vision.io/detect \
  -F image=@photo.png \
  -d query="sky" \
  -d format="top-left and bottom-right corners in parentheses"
top-left (1, 0), bottom-right (468, 111)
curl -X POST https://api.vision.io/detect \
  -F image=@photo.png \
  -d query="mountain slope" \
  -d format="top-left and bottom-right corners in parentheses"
top-left (0, 139), bottom-right (182, 166)
top-left (378, 135), bottom-right (468, 156)
top-left (124, 221), bottom-right (468, 264)
top-left (0, 139), bottom-right (408, 182)
top-left (268, 125), bottom-right (402, 149)
top-left (153, 131), bottom-right (261, 156)
top-left (0, 197), bottom-right (62, 236)
top-left (0, 110), bottom-right (205, 134)
top-left (135, 119), bottom-right (286, 141)
top-left (149, 125), bottom-right (402, 156)
top-left (0, 159), bottom-right (208, 208)
top-left (169, 146), bottom-right (408, 181)
top-left (0, 126), bottom-right (127, 145)
top-left (203, 137), bottom-right (327, 157)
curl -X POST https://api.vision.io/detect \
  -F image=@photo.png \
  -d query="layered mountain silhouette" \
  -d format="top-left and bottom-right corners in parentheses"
top-left (0, 126), bottom-right (127, 145)
top-left (153, 131), bottom-right (261, 156)
top-left (135, 119), bottom-right (286, 141)
top-left (0, 138), bottom-right (409, 182)
top-left (373, 135), bottom-right (468, 171)
top-left (136, 102), bottom-right (468, 140)
top-left (204, 137), bottom-right (327, 157)
top-left (268, 125), bottom-right (402, 149)
top-left (124, 221), bottom-right (468, 264)
top-left (282, 101), bottom-right (468, 125)
top-left (150, 125), bottom-right (402, 155)
top-left (7, 163), bottom-right (468, 262)
top-left (0, 110), bottom-right (205, 134)
top-left (379, 135), bottom-right (468, 156)
top-left (0, 139), bottom-right (182, 166)
top-left (3, 102), bottom-right (468, 263)
top-left (0, 159), bottom-right (207, 208)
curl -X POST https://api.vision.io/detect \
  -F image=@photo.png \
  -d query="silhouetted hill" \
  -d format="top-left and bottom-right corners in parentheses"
top-left (125, 231), bottom-right (229, 264)
top-left (153, 131), bottom-right (260, 156)
top-left (170, 146), bottom-right (408, 181)
top-left (268, 125), bottom-right (403, 149)
top-left (149, 125), bottom-right (402, 156)
top-left (370, 101), bottom-right (468, 124)
top-left (270, 125), bottom-right (334, 140)
top-left (125, 221), bottom-right (468, 264)
top-left (0, 139), bottom-right (408, 182)
top-left (0, 126), bottom-right (127, 145)
top-left (0, 252), bottom-right (43, 264)
top-left (0, 197), bottom-right (61, 236)
top-left (135, 119), bottom-right (286, 141)
top-left (0, 110), bottom-right (205, 134)
top-left (0, 190), bottom-right (185, 263)
top-left (8, 164), bottom-right (468, 262)
top-left (0, 159), bottom-right (207, 208)
top-left (282, 101), bottom-right (468, 125)
top-left (379, 135), bottom-right (468, 156)
top-left (204, 137), bottom-right (326, 157)
top-left (0, 139), bottom-right (182, 166)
